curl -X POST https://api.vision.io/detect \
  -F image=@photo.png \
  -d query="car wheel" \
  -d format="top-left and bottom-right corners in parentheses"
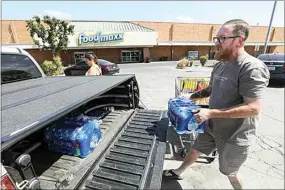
top-left (64, 70), bottom-right (71, 76)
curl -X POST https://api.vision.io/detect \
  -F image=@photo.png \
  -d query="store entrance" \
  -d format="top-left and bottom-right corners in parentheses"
top-left (121, 50), bottom-right (142, 63)
top-left (74, 51), bottom-right (94, 64)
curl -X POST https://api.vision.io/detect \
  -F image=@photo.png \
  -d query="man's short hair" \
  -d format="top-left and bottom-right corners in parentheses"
top-left (223, 19), bottom-right (250, 41)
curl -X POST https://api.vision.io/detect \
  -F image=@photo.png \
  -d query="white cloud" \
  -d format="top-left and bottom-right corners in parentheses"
top-left (176, 16), bottom-right (196, 23)
top-left (42, 10), bottom-right (72, 20)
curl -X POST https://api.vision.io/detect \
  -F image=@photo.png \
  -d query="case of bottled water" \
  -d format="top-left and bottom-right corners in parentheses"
top-left (168, 96), bottom-right (206, 134)
top-left (44, 114), bottom-right (102, 158)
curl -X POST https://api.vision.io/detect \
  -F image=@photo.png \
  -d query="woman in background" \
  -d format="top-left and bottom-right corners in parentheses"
top-left (85, 54), bottom-right (102, 76)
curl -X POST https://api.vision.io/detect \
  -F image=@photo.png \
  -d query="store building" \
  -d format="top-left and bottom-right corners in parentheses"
top-left (2, 21), bottom-right (158, 65)
top-left (2, 20), bottom-right (284, 65)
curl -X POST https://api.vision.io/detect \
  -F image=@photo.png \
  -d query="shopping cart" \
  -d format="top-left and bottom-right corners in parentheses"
top-left (173, 76), bottom-right (218, 163)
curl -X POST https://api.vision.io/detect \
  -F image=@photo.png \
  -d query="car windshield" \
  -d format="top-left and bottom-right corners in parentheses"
top-left (1, 54), bottom-right (42, 84)
top-left (98, 59), bottom-right (113, 66)
top-left (258, 54), bottom-right (285, 62)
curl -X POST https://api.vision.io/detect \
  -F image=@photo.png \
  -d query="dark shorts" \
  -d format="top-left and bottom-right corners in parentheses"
top-left (192, 126), bottom-right (250, 176)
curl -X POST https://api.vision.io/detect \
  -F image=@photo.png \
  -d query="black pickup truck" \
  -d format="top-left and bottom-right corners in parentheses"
top-left (1, 47), bottom-right (169, 190)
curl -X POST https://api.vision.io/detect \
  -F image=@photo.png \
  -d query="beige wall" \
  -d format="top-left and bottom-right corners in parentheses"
top-left (134, 21), bottom-right (173, 41)
top-left (271, 27), bottom-right (285, 42)
top-left (172, 24), bottom-right (214, 41)
top-left (150, 46), bottom-right (171, 61)
top-left (2, 20), bottom-right (33, 43)
top-left (272, 45), bottom-right (285, 53)
top-left (2, 20), bottom-right (284, 44)
top-left (136, 21), bottom-right (284, 44)
top-left (246, 26), bottom-right (268, 42)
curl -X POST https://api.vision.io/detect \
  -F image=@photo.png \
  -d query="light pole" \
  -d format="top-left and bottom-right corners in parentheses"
top-left (263, 0), bottom-right (277, 54)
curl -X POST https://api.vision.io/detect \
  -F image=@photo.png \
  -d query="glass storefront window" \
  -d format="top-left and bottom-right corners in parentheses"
top-left (121, 50), bottom-right (141, 63)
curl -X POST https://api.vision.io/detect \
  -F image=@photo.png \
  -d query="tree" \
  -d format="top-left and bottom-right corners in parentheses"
top-left (26, 15), bottom-right (75, 57)
top-left (26, 15), bottom-right (75, 75)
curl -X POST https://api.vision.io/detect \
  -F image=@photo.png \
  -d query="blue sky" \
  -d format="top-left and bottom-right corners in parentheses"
top-left (2, 1), bottom-right (284, 27)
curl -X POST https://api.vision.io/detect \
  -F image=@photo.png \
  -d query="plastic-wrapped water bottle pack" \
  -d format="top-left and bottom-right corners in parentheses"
top-left (44, 114), bottom-right (102, 158)
top-left (168, 96), bottom-right (206, 134)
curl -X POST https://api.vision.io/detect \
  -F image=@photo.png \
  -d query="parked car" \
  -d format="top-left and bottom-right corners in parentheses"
top-left (257, 53), bottom-right (285, 82)
top-left (64, 59), bottom-right (120, 76)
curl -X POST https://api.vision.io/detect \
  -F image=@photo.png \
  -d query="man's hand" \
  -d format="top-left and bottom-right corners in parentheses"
top-left (193, 108), bottom-right (212, 124)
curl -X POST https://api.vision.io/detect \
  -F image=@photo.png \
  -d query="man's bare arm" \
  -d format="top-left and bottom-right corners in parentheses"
top-left (190, 86), bottom-right (212, 99)
top-left (209, 97), bottom-right (262, 118)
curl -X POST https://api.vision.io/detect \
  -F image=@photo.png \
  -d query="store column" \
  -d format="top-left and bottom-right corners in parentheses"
top-left (143, 47), bottom-right (150, 63)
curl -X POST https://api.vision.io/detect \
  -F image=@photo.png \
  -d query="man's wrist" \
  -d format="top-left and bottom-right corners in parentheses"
top-left (209, 109), bottom-right (221, 119)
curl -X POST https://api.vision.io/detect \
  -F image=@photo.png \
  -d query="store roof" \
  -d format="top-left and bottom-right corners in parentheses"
top-left (70, 21), bottom-right (155, 32)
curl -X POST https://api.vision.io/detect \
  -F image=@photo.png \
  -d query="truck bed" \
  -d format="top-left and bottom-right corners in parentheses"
top-left (1, 75), bottom-right (135, 150)
top-left (81, 109), bottom-right (169, 190)
top-left (32, 109), bottom-right (134, 189)
top-left (29, 109), bottom-right (168, 190)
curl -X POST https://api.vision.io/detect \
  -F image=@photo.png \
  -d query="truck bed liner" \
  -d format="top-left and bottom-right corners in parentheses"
top-left (82, 109), bottom-right (169, 190)
top-left (34, 110), bottom-right (133, 189)
top-left (1, 75), bottom-right (135, 149)
top-left (36, 109), bottom-right (168, 190)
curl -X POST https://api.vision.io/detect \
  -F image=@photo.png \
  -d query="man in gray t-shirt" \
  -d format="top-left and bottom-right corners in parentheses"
top-left (163, 19), bottom-right (270, 189)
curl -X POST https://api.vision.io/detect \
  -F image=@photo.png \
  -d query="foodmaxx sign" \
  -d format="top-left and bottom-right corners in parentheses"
top-left (77, 32), bottom-right (124, 46)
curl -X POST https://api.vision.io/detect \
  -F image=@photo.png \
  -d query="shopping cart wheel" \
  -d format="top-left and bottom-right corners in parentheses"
top-left (206, 150), bottom-right (218, 163)
top-left (180, 149), bottom-right (187, 158)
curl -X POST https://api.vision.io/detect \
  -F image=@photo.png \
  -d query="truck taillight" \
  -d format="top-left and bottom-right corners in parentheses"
top-left (1, 175), bottom-right (16, 190)
top-left (283, 65), bottom-right (285, 70)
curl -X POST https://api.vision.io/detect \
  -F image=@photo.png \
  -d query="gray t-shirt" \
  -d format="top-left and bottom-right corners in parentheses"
top-left (208, 52), bottom-right (270, 146)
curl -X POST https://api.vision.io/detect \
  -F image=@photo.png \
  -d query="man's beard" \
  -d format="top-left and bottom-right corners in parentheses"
top-left (215, 47), bottom-right (233, 61)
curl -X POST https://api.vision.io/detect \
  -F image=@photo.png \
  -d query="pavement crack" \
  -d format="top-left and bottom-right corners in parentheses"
top-left (247, 134), bottom-right (284, 180)
top-left (261, 113), bottom-right (284, 123)
top-left (243, 164), bottom-right (284, 180)
top-left (256, 135), bottom-right (284, 157)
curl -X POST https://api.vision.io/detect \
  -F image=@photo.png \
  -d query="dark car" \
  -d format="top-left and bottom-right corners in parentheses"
top-left (64, 59), bottom-right (120, 76)
top-left (258, 53), bottom-right (285, 82)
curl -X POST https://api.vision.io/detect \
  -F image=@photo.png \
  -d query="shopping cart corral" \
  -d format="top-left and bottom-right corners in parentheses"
top-left (172, 76), bottom-right (218, 163)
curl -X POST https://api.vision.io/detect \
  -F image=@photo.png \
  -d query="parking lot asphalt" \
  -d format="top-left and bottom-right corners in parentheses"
top-left (118, 61), bottom-right (284, 189)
